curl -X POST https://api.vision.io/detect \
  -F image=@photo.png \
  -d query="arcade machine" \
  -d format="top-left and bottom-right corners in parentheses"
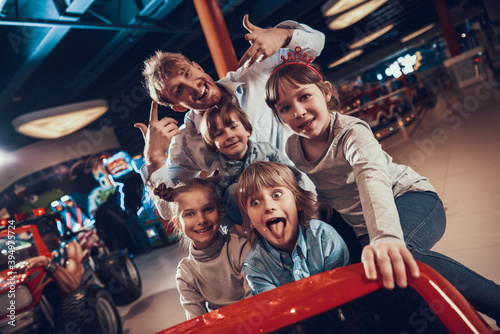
top-left (102, 151), bottom-right (178, 248)
top-left (18, 188), bottom-right (91, 233)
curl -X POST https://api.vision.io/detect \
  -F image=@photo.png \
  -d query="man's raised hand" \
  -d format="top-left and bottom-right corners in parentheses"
top-left (134, 101), bottom-right (181, 173)
top-left (238, 14), bottom-right (293, 69)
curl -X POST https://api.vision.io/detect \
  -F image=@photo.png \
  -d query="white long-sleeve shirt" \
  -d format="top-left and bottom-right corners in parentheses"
top-left (286, 113), bottom-right (436, 245)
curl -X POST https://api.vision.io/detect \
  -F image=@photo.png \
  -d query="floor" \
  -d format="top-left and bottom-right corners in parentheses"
top-left (118, 76), bottom-right (500, 333)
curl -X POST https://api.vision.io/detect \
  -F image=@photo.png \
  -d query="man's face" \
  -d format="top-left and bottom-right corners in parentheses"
top-left (162, 62), bottom-right (221, 112)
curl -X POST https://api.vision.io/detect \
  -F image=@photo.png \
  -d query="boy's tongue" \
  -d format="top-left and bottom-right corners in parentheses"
top-left (269, 220), bottom-right (285, 239)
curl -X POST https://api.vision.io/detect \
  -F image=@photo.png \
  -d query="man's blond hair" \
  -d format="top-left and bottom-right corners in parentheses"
top-left (142, 51), bottom-right (192, 106)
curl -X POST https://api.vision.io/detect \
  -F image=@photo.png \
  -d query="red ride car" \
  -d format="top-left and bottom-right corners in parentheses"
top-left (159, 262), bottom-right (499, 334)
top-left (0, 213), bottom-right (142, 334)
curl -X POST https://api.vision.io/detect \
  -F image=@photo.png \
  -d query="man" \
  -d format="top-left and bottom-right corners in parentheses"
top-left (135, 15), bottom-right (324, 221)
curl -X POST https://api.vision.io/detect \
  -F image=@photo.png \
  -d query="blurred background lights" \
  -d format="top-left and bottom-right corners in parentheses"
top-left (385, 62), bottom-right (403, 78)
top-left (0, 150), bottom-right (12, 166)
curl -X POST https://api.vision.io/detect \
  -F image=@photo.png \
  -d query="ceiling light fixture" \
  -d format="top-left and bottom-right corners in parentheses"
top-left (12, 99), bottom-right (109, 139)
top-left (326, 0), bottom-right (388, 30)
top-left (321, 0), bottom-right (366, 17)
top-left (328, 49), bottom-right (364, 69)
top-left (400, 23), bottom-right (435, 43)
top-left (349, 23), bottom-right (394, 49)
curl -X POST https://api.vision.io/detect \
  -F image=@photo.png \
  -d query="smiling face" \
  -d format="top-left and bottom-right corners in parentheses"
top-left (162, 62), bottom-right (222, 112)
top-left (174, 188), bottom-right (220, 250)
top-left (274, 81), bottom-right (332, 141)
top-left (213, 115), bottom-right (250, 160)
top-left (246, 185), bottom-right (300, 254)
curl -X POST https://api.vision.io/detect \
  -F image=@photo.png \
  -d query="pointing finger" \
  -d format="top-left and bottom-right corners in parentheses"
top-left (238, 48), bottom-right (255, 68)
top-left (242, 14), bottom-right (255, 33)
top-left (149, 101), bottom-right (158, 123)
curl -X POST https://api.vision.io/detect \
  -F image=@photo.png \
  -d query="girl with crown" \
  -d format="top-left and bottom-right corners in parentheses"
top-left (263, 48), bottom-right (500, 324)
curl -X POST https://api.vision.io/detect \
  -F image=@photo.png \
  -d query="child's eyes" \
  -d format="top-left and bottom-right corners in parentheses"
top-left (214, 131), bottom-right (222, 138)
top-left (183, 211), bottom-right (194, 218)
top-left (203, 206), bottom-right (215, 213)
top-left (300, 94), bottom-right (310, 101)
top-left (272, 190), bottom-right (283, 199)
top-left (250, 199), bottom-right (260, 207)
top-left (279, 105), bottom-right (290, 114)
top-left (230, 124), bottom-right (238, 130)
top-left (185, 70), bottom-right (189, 77)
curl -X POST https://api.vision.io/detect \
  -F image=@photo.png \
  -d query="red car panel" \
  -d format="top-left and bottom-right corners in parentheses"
top-left (159, 262), bottom-right (499, 334)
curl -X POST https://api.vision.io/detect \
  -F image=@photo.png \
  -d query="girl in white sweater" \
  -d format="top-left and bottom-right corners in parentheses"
top-left (154, 178), bottom-right (251, 319)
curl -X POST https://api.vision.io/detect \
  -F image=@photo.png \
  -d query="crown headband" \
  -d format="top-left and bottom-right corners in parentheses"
top-left (270, 46), bottom-right (322, 80)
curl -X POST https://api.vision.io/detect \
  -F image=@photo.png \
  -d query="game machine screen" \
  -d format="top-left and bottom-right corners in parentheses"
top-left (50, 194), bottom-right (92, 232)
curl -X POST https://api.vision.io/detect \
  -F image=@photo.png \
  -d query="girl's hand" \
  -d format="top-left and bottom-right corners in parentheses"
top-left (361, 242), bottom-right (420, 289)
top-left (134, 101), bottom-right (181, 173)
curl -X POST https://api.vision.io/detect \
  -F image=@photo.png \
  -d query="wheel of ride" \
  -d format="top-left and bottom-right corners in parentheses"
top-left (55, 284), bottom-right (122, 334)
top-left (98, 251), bottom-right (142, 306)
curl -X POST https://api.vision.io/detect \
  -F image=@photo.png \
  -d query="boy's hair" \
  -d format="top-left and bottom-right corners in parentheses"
top-left (154, 178), bottom-right (220, 247)
top-left (236, 161), bottom-right (317, 246)
top-left (265, 63), bottom-right (341, 123)
top-left (200, 102), bottom-right (253, 152)
top-left (142, 51), bottom-right (192, 107)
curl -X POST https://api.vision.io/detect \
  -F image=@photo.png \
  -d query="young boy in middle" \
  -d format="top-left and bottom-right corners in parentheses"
top-left (200, 102), bottom-right (304, 228)
top-left (236, 161), bottom-right (349, 295)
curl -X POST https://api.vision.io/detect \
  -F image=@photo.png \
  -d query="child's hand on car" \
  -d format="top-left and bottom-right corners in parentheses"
top-left (361, 242), bottom-right (420, 289)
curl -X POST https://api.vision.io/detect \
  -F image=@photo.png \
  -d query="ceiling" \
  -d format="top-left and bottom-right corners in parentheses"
top-left (0, 0), bottom-right (481, 157)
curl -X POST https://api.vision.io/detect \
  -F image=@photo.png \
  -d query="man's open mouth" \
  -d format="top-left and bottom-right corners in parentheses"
top-left (266, 217), bottom-right (286, 239)
top-left (198, 84), bottom-right (207, 100)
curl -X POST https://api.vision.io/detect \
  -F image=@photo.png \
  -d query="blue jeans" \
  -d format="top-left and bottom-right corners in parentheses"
top-left (359, 191), bottom-right (500, 323)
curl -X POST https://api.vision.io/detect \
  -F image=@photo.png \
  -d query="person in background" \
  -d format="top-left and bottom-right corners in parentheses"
top-left (21, 233), bottom-right (83, 295)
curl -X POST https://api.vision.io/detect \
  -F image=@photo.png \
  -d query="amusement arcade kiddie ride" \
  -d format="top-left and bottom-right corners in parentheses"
top-left (0, 212), bottom-right (141, 334)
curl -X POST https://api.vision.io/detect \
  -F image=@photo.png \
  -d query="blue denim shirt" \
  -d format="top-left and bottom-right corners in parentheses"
top-left (244, 219), bottom-right (349, 295)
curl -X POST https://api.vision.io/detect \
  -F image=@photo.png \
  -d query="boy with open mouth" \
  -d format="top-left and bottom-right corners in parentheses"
top-left (236, 161), bottom-right (349, 295)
